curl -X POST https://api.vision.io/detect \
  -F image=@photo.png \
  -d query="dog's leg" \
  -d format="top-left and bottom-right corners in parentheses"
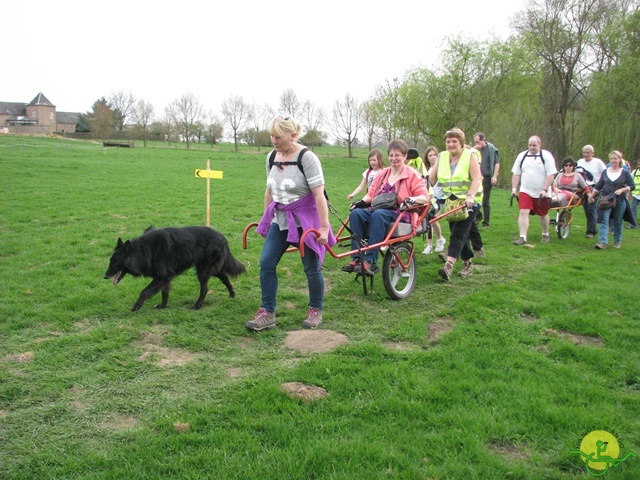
top-left (216, 274), bottom-right (236, 298)
top-left (156, 282), bottom-right (171, 309)
top-left (191, 275), bottom-right (210, 310)
top-left (132, 278), bottom-right (165, 311)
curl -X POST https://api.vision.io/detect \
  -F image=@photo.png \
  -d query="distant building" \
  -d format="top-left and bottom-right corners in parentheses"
top-left (0, 92), bottom-right (80, 134)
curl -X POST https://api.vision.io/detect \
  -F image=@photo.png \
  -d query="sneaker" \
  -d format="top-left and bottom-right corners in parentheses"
top-left (245, 308), bottom-right (276, 331)
top-left (422, 245), bottom-right (433, 255)
top-left (613, 242), bottom-right (621, 249)
top-left (438, 252), bottom-right (447, 263)
top-left (342, 260), bottom-right (359, 273)
top-left (541, 234), bottom-right (550, 244)
top-left (473, 248), bottom-right (485, 258)
top-left (513, 237), bottom-right (527, 246)
top-left (594, 243), bottom-right (607, 250)
top-left (435, 237), bottom-right (446, 252)
top-left (438, 261), bottom-right (453, 282)
top-left (585, 233), bottom-right (595, 239)
top-left (302, 307), bottom-right (322, 329)
top-left (458, 261), bottom-right (473, 278)
top-left (361, 261), bottom-right (379, 275)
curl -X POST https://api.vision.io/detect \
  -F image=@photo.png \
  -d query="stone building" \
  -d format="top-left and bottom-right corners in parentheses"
top-left (0, 92), bottom-right (79, 134)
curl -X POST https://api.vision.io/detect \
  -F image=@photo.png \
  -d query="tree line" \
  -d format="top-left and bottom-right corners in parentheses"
top-left (78, 0), bottom-right (640, 180)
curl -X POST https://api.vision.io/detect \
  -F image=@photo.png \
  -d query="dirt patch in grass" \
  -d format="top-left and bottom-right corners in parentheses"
top-left (520, 314), bottom-right (538, 323)
top-left (3, 352), bottom-right (34, 363)
top-left (487, 440), bottom-right (528, 461)
top-left (0, 410), bottom-right (7, 419)
top-left (281, 382), bottom-right (329, 402)
top-left (544, 329), bottom-right (604, 347)
top-left (227, 368), bottom-right (243, 378)
top-left (99, 415), bottom-right (138, 430)
top-left (428, 317), bottom-right (454, 344)
top-left (383, 341), bottom-right (418, 351)
top-left (284, 329), bottom-right (349, 354)
top-left (135, 330), bottom-right (199, 367)
top-left (173, 422), bottom-right (191, 433)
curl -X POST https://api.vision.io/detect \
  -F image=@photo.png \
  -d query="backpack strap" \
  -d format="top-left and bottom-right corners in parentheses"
top-left (268, 147), bottom-right (309, 174)
top-left (268, 147), bottom-right (329, 200)
top-left (519, 151), bottom-right (546, 171)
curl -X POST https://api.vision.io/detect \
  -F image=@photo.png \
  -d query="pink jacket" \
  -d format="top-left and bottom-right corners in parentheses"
top-left (366, 165), bottom-right (428, 225)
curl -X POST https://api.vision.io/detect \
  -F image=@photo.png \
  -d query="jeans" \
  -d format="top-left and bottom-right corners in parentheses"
top-left (259, 222), bottom-right (324, 312)
top-left (349, 208), bottom-right (400, 265)
top-left (582, 194), bottom-right (598, 234)
top-left (598, 200), bottom-right (625, 245)
top-left (482, 175), bottom-right (493, 225)
top-left (446, 205), bottom-right (480, 261)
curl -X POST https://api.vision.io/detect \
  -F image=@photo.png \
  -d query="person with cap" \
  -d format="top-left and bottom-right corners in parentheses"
top-left (405, 148), bottom-right (428, 178)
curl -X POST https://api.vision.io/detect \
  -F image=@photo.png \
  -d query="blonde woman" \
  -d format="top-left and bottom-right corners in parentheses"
top-left (247, 116), bottom-right (336, 331)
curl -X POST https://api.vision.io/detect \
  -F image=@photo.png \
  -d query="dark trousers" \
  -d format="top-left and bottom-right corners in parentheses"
top-left (446, 205), bottom-right (481, 261)
top-left (482, 175), bottom-right (493, 225)
top-left (582, 195), bottom-right (598, 235)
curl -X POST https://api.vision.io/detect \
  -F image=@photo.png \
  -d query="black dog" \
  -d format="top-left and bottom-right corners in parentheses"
top-left (104, 226), bottom-right (246, 311)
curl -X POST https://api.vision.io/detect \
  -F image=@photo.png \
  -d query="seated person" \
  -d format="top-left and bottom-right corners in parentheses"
top-left (550, 157), bottom-right (590, 207)
top-left (343, 139), bottom-right (429, 275)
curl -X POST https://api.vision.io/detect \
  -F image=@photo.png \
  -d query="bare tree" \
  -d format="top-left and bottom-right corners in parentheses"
top-left (279, 88), bottom-right (304, 119)
top-left (359, 100), bottom-right (381, 151)
top-left (221, 95), bottom-right (250, 152)
top-left (248, 102), bottom-right (273, 150)
top-left (165, 93), bottom-right (204, 149)
top-left (109, 90), bottom-right (136, 133)
top-left (300, 100), bottom-right (326, 148)
top-left (206, 110), bottom-right (224, 148)
top-left (131, 99), bottom-right (155, 147)
top-left (331, 94), bottom-right (361, 157)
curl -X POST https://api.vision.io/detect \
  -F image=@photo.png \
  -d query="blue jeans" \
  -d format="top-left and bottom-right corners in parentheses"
top-left (598, 200), bottom-right (625, 245)
top-left (259, 222), bottom-right (324, 313)
top-left (349, 208), bottom-right (400, 265)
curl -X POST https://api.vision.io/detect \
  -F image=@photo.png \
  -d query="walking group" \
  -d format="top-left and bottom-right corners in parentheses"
top-left (246, 116), bottom-right (638, 332)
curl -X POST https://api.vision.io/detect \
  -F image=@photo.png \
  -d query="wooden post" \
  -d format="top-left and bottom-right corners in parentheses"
top-left (205, 159), bottom-right (211, 227)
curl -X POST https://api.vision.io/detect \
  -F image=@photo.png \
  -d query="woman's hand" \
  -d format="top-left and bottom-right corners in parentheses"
top-left (316, 226), bottom-right (329, 246)
top-left (465, 194), bottom-right (475, 209)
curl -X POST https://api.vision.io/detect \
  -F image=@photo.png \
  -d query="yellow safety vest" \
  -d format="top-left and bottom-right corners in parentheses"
top-left (437, 149), bottom-right (483, 199)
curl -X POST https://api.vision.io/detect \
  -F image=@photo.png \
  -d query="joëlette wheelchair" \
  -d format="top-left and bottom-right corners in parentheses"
top-left (242, 201), bottom-right (466, 300)
top-left (548, 189), bottom-right (585, 239)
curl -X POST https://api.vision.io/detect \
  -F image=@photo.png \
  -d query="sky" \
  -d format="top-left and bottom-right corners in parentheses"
top-left (4, 0), bottom-right (526, 119)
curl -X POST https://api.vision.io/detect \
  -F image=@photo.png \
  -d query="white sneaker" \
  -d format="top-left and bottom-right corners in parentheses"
top-left (435, 238), bottom-right (446, 252)
top-left (422, 245), bottom-right (433, 255)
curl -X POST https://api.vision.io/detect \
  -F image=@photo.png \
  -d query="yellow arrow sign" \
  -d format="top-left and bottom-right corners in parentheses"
top-left (195, 169), bottom-right (223, 179)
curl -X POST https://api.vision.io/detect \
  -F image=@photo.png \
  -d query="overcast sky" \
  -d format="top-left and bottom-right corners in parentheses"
top-left (5, 0), bottom-right (525, 117)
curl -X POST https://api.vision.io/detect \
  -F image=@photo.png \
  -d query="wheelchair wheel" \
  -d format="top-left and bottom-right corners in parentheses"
top-left (382, 242), bottom-right (417, 300)
top-left (557, 211), bottom-right (571, 239)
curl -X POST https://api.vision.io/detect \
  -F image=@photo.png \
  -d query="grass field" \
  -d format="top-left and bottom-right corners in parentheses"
top-left (1, 135), bottom-right (639, 479)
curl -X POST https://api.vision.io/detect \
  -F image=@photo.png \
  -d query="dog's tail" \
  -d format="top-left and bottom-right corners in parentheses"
top-left (223, 250), bottom-right (246, 278)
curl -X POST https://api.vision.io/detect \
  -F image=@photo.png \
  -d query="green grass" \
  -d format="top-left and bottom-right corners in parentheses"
top-left (1, 135), bottom-right (639, 479)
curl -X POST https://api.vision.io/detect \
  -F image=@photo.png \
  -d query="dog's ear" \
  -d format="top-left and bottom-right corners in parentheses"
top-left (122, 240), bottom-right (132, 253)
top-left (144, 225), bottom-right (154, 234)
top-left (116, 238), bottom-right (124, 248)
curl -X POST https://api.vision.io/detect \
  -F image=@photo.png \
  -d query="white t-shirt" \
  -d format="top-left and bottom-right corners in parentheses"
top-left (363, 168), bottom-right (380, 188)
top-left (577, 157), bottom-right (606, 186)
top-left (512, 149), bottom-right (557, 198)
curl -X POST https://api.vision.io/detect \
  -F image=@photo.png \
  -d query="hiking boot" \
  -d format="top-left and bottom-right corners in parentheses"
top-left (361, 261), bottom-right (379, 275)
top-left (302, 307), bottom-right (322, 329)
top-left (613, 242), bottom-right (621, 249)
top-left (473, 248), bottom-right (485, 258)
top-left (541, 234), bottom-right (550, 243)
top-left (458, 261), bottom-right (473, 278)
top-left (594, 243), bottom-right (607, 250)
top-left (422, 244), bottom-right (433, 255)
top-left (435, 237), bottom-right (446, 252)
top-left (438, 261), bottom-right (453, 282)
top-left (482, 222), bottom-right (489, 228)
top-left (513, 237), bottom-right (527, 246)
top-left (342, 260), bottom-right (360, 273)
top-left (585, 233), bottom-right (595, 239)
top-left (245, 308), bottom-right (276, 331)
top-left (438, 252), bottom-right (447, 263)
